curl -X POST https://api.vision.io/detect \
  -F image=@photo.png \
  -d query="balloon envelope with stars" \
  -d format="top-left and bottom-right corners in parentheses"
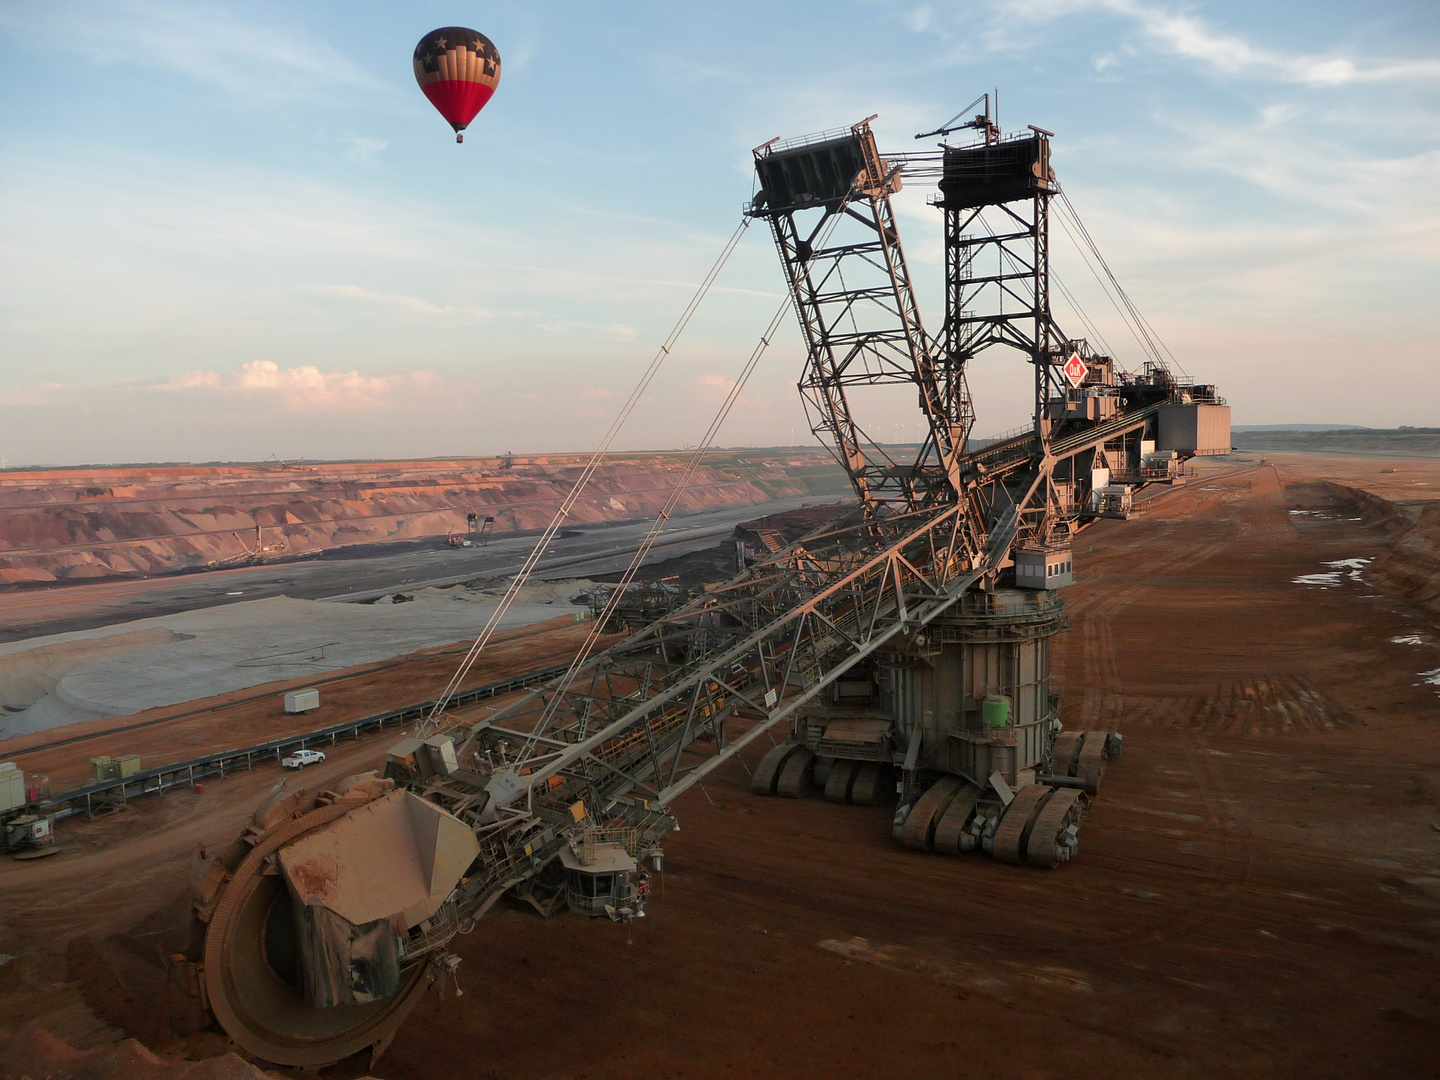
top-left (413, 27), bottom-right (501, 143)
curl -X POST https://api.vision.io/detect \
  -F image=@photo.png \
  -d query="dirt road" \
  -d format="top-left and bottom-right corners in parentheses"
top-left (2, 455), bottom-right (1438, 1079)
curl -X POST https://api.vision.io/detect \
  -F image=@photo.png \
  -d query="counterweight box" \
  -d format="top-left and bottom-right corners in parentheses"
top-left (1156, 404), bottom-right (1231, 456)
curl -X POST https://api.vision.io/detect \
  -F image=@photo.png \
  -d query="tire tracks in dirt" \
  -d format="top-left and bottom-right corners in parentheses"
top-left (1071, 537), bottom-right (1231, 730)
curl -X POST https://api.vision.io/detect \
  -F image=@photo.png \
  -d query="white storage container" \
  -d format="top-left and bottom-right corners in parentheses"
top-left (284, 688), bottom-right (321, 714)
top-left (1, 762), bottom-right (27, 814)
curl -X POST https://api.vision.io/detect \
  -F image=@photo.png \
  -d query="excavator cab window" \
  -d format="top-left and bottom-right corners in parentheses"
top-left (579, 873), bottom-right (614, 899)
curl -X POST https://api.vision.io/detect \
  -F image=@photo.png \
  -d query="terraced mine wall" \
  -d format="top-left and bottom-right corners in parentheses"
top-left (0, 449), bottom-right (849, 585)
top-left (1370, 501), bottom-right (1440, 612)
top-left (1233, 428), bottom-right (1440, 458)
top-left (1287, 477), bottom-right (1440, 614)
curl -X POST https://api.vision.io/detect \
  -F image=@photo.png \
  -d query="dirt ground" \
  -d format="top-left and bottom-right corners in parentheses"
top-left (0, 615), bottom-right (602, 792)
top-left (3, 452), bottom-right (1439, 1079)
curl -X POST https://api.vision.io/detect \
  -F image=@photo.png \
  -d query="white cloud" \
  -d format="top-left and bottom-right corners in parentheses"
top-left (153, 360), bottom-right (420, 410)
top-left (975, 0), bottom-right (1440, 86)
top-left (0, 0), bottom-right (384, 102)
top-left (1166, 108), bottom-right (1440, 224)
top-left (1258, 102), bottom-right (1296, 128)
top-left (0, 383), bottom-right (64, 408)
top-left (303, 284), bottom-right (495, 320)
top-left (906, 5), bottom-right (937, 33)
top-left (1102, 0), bottom-right (1440, 86)
top-left (0, 363), bottom-right (481, 464)
top-left (344, 137), bottom-right (388, 165)
top-left (162, 371), bottom-right (221, 390)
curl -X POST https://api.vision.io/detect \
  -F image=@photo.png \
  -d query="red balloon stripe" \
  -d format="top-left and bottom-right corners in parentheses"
top-left (421, 80), bottom-right (496, 130)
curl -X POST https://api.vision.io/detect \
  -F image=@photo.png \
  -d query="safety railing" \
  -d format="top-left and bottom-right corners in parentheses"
top-left (38, 662), bottom-right (573, 819)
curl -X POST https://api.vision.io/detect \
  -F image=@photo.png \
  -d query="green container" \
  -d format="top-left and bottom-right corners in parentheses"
top-left (90, 755), bottom-right (121, 783)
top-left (982, 697), bottom-right (1011, 728)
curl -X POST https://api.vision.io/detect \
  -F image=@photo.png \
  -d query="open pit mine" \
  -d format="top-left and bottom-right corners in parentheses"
top-left (3, 112), bottom-right (1438, 1080)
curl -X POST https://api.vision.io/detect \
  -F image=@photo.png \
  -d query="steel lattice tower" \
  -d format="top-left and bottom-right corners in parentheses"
top-left (750, 120), bottom-right (974, 515)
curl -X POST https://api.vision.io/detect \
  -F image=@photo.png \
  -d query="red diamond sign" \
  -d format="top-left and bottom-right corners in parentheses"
top-left (1063, 351), bottom-right (1087, 388)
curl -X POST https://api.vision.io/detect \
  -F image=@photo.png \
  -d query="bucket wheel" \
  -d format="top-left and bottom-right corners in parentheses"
top-left (194, 792), bottom-right (441, 1069)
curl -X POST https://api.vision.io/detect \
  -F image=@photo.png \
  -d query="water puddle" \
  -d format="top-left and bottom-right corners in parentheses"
top-left (1419, 667), bottom-right (1440, 688)
top-left (1326, 557), bottom-right (1371, 574)
top-left (1293, 557), bottom-right (1371, 589)
top-left (1293, 571), bottom-right (1343, 587)
top-left (1287, 508), bottom-right (1364, 522)
top-left (1391, 635), bottom-right (1426, 646)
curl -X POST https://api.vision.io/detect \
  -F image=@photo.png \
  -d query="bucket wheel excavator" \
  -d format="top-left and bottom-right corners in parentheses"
top-left (180, 110), bottom-right (1228, 1068)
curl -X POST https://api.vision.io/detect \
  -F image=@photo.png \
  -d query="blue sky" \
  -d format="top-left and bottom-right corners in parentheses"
top-left (1, 1), bottom-right (1436, 466)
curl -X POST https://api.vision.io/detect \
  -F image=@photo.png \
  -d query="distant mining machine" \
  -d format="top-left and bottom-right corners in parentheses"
top-left (181, 111), bottom-right (1228, 1068)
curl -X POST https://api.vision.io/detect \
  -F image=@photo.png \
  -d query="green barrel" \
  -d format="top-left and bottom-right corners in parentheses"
top-left (982, 696), bottom-right (1010, 728)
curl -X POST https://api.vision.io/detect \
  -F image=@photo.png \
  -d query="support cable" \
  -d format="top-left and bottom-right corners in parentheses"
top-left (1054, 192), bottom-right (1163, 363)
top-left (1051, 207), bottom-right (1164, 371)
top-left (1054, 190), bottom-right (1190, 379)
top-left (514, 201), bottom-right (857, 754)
top-left (1051, 267), bottom-right (1120, 363)
top-left (421, 218), bottom-right (751, 729)
top-left (520, 293), bottom-right (795, 754)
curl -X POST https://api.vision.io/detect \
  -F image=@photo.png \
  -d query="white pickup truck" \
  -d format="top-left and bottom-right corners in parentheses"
top-left (281, 749), bottom-right (326, 770)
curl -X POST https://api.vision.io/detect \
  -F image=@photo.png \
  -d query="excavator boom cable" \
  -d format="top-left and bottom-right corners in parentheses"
top-left (515, 194), bottom-right (860, 752)
top-left (421, 217), bottom-right (752, 729)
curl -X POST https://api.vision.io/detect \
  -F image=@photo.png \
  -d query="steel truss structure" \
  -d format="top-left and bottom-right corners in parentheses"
top-left (188, 111), bottom-right (1229, 1070)
top-left (459, 502), bottom-right (1011, 818)
top-left (447, 114), bottom-right (1222, 852)
top-left (751, 121), bottom-right (972, 514)
top-left (945, 193), bottom-right (1060, 436)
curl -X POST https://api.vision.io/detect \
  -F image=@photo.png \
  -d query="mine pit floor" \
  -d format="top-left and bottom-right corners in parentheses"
top-left (2, 453), bottom-right (1439, 1079)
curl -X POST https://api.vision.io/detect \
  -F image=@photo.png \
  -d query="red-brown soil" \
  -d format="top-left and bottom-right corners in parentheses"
top-left (2, 453), bottom-right (1439, 1079)
top-left (0, 1023), bottom-right (276, 1080)
top-left (0, 450), bottom-right (847, 585)
top-left (1254, 452), bottom-right (1440, 614)
top-left (0, 622), bottom-right (601, 1074)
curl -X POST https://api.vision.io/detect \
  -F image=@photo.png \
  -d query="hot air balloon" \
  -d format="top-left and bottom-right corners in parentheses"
top-left (413, 27), bottom-right (501, 143)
